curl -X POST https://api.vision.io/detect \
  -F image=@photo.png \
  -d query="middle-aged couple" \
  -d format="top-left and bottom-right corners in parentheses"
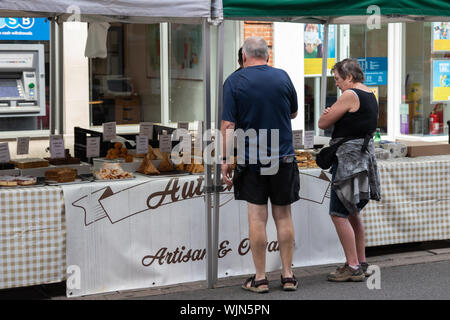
top-left (221, 36), bottom-right (381, 293)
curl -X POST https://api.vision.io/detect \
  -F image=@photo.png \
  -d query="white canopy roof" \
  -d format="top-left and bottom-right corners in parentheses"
top-left (0, 0), bottom-right (222, 23)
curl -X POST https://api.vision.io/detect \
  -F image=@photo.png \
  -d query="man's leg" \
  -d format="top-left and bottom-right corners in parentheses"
top-left (348, 213), bottom-right (367, 264)
top-left (271, 204), bottom-right (294, 279)
top-left (246, 202), bottom-right (269, 287)
top-left (331, 216), bottom-right (359, 266)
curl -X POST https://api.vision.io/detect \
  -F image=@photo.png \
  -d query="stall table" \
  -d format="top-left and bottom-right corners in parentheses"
top-left (1, 155), bottom-right (450, 294)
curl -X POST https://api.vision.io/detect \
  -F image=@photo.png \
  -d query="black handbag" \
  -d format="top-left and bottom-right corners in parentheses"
top-left (315, 137), bottom-right (359, 170)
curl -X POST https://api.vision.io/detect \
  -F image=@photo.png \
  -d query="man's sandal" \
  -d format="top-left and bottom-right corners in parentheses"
top-left (241, 275), bottom-right (269, 293)
top-left (281, 274), bottom-right (298, 291)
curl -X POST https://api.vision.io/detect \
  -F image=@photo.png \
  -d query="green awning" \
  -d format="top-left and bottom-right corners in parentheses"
top-left (223, 0), bottom-right (450, 19)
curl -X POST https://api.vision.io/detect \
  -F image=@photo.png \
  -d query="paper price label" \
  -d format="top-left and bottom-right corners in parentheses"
top-left (103, 122), bottom-right (117, 141)
top-left (159, 134), bottom-right (172, 153)
top-left (140, 123), bottom-right (154, 140)
top-left (304, 131), bottom-right (315, 149)
top-left (0, 142), bottom-right (11, 163)
top-left (136, 135), bottom-right (149, 155)
top-left (16, 137), bottom-right (30, 155)
top-left (86, 137), bottom-right (100, 158)
top-left (50, 135), bottom-right (65, 159)
top-left (292, 130), bottom-right (303, 149)
top-left (177, 122), bottom-right (189, 130)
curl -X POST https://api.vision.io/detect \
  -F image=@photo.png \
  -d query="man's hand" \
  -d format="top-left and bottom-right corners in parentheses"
top-left (221, 163), bottom-right (233, 187)
top-left (322, 107), bottom-right (331, 115)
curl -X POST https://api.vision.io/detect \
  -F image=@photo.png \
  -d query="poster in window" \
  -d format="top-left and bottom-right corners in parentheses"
top-left (431, 59), bottom-right (450, 102)
top-left (432, 22), bottom-right (450, 52)
top-left (170, 24), bottom-right (203, 80)
top-left (146, 24), bottom-right (160, 78)
top-left (304, 24), bottom-right (336, 76)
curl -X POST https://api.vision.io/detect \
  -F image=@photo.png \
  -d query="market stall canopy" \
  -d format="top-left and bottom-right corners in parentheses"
top-left (223, 0), bottom-right (450, 23)
top-left (0, 0), bottom-right (223, 23)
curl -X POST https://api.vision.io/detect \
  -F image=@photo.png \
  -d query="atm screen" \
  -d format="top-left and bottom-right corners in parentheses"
top-left (0, 79), bottom-right (19, 98)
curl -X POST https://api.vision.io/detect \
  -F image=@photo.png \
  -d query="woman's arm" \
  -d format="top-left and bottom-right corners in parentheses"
top-left (318, 90), bottom-right (359, 130)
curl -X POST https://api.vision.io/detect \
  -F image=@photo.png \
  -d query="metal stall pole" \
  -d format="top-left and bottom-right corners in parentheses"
top-left (212, 21), bottom-right (225, 285)
top-left (320, 22), bottom-right (329, 122)
top-left (202, 18), bottom-right (214, 289)
top-left (49, 19), bottom-right (57, 135)
top-left (57, 19), bottom-right (64, 135)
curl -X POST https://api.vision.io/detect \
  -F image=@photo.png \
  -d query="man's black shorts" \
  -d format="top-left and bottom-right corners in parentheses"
top-left (234, 162), bottom-right (300, 205)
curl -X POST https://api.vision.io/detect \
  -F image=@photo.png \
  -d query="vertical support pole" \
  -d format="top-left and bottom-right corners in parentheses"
top-left (320, 23), bottom-right (329, 133)
top-left (202, 19), bottom-right (214, 289)
top-left (212, 21), bottom-right (224, 285)
top-left (160, 23), bottom-right (169, 125)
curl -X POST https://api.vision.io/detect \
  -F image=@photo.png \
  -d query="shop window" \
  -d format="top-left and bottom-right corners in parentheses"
top-left (350, 24), bottom-right (388, 134)
top-left (0, 17), bottom-right (50, 132)
top-left (303, 24), bottom-right (337, 136)
top-left (402, 22), bottom-right (450, 136)
top-left (89, 23), bottom-right (161, 126)
top-left (168, 23), bottom-right (204, 123)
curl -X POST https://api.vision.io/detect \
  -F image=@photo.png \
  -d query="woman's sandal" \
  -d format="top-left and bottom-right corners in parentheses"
top-left (241, 275), bottom-right (269, 293)
top-left (281, 274), bottom-right (298, 291)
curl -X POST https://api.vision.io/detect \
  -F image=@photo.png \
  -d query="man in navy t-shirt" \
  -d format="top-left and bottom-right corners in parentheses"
top-left (221, 37), bottom-right (300, 293)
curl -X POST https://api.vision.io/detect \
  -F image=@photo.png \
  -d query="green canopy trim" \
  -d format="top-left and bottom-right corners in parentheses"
top-left (223, 0), bottom-right (450, 18)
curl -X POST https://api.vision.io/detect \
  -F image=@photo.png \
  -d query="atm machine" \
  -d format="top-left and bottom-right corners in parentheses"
top-left (0, 44), bottom-right (46, 130)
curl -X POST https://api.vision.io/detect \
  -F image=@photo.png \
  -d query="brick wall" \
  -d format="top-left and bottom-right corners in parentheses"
top-left (243, 21), bottom-right (274, 66)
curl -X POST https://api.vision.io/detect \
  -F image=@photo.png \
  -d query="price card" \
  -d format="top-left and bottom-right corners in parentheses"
top-left (86, 137), bottom-right (100, 158)
top-left (103, 122), bottom-right (117, 141)
top-left (140, 122), bottom-right (154, 140)
top-left (50, 135), bottom-right (65, 159)
top-left (196, 120), bottom-right (204, 135)
top-left (304, 131), bottom-right (315, 149)
top-left (177, 122), bottom-right (189, 130)
top-left (0, 142), bottom-right (11, 163)
top-left (16, 137), bottom-right (30, 155)
top-left (292, 130), bottom-right (303, 149)
top-left (159, 134), bottom-right (172, 153)
top-left (136, 135), bottom-right (149, 155)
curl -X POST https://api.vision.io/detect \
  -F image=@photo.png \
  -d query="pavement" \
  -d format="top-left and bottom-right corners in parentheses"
top-left (1, 240), bottom-right (450, 301)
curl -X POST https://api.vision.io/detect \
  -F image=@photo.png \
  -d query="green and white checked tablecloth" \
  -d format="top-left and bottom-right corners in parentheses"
top-left (1, 155), bottom-right (450, 290)
top-left (0, 186), bottom-right (66, 289)
top-left (362, 155), bottom-right (450, 247)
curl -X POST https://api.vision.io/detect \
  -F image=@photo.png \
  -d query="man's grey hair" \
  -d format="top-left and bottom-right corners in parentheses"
top-left (242, 36), bottom-right (269, 61)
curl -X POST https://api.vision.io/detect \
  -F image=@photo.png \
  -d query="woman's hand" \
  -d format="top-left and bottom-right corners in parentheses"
top-left (221, 163), bottom-right (233, 187)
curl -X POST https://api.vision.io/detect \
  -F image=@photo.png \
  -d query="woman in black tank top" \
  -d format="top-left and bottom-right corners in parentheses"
top-left (318, 58), bottom-right (379, 282)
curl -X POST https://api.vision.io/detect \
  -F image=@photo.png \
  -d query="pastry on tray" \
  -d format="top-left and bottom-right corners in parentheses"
top-left (94, 163), bottom-right (133, 180)
top-left (45, 168), bottom-right (78, 183)
top-left (0, 175), bottom-right (37, 187)
top-left (158, 154), bottom-right (174, 172)
top-left (11, 158), bottom-right (49, 169)
top-left (137, 154), bottom-right (160, 175)
top-left (46, 149), bottom-right (80, 165)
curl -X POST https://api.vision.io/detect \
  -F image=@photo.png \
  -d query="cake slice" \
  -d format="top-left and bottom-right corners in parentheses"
top-left (45, 168), bottom-right (78, 183)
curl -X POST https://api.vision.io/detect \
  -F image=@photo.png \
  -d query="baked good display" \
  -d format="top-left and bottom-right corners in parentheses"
top-left (11, 158), bottom-right (49, 169)
top-left (46, 149), bottom-right (80, 165)
top-left (105, 142), bottom-right (133, 162)
top-left (45, 168), bottom-right (78, 183)
top-left (135, 145), bottom-right (157, 159)
top-left (94, 163), bottom-right (133, 180)
top-left (295, 151), bottom-right (319, 169)
top-left (158, 154), bottom-right (174, 172)
top-left (137, 153), bottom-right (160, 175)
top-left (0, 175), bottom-right (37, 187)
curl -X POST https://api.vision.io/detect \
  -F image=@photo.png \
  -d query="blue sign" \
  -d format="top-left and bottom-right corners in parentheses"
top-left (356, 57), bottom-right (388, 86)
top-left (0, 18), bottom-right (50, 41)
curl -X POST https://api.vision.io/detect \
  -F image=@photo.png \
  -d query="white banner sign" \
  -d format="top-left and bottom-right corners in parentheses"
top-left (63, 170), bottom-right (344, 297)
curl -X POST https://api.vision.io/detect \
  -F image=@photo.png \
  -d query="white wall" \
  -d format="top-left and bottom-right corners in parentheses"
top-left (273, 23), bottom-right (304, 132)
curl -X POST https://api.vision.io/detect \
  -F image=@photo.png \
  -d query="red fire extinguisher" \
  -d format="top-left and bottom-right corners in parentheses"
top-left (429, 111), bottom-right (439, 134)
